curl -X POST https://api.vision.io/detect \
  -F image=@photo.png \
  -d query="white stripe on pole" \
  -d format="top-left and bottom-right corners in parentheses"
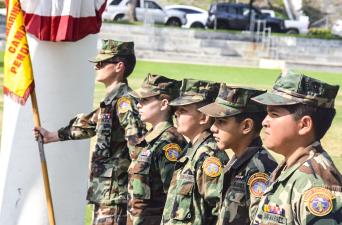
top-left (0, 33), bottom-right (97, 225)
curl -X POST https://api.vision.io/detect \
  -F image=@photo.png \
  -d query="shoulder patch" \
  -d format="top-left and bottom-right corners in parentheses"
top-left (163, 143), bottom-right (182, 162)
top-left (247, 172), bottom-right (268, 197)
top-left (303, 187), bottom-right (334, 217)
top-left (117, 97), bottom-right (132, 113)
top-left (202, 156), bottom-right (222, 178)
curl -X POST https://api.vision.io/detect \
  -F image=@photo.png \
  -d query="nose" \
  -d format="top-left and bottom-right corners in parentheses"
top-left (210, 122), bottom-right (218, 133)
top-left (262, 115), bottom-right (270, 128)
top-left (137, 100), bottom-right (143, 109)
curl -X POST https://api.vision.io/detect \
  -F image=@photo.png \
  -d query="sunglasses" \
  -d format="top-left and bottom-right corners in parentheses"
top-left (96, 59), bottom-right (120, 68)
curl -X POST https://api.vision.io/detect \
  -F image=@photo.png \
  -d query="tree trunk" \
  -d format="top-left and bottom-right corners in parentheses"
top-left (127, 0), bottom-right (138, 22)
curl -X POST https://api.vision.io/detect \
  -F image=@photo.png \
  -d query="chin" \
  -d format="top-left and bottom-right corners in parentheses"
top-left (176, 127), bottom-right (183, 134)
top-left (95, 78), bottom-right (104, 83)
top-left (264, 142), bottom-right (275, 151)
top-left (219, 142), bottom-right (229, 150)
top-left (139, 114), bottom-right (145, 120)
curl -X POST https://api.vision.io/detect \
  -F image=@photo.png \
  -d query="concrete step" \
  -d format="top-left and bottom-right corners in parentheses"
top-left (136, 50), bottom-right (259, 67)
top-left (99, 23), bottom-right (342, 72)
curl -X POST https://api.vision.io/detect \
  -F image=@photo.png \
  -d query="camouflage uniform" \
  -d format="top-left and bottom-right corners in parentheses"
top-left (58, 40), bottom-right (146, 225)
top-left (161, 79), bottom-right (229, 225)
top-left (251, 71), bottom-right (342, 225)
top-left (127, 74), bottom-right (188, 225)
top-left (199, 84), bottom-right (278, 225)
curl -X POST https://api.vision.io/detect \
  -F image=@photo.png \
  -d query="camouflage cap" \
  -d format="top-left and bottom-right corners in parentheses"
top-left (252, 71), bottom-right (339, 109)
top-left (169, 79), bottom-right (220, 106)
top-left (89, 40), bottom-right (135, 63)
top-left (130, 74), bottom-right (181, 99)
top-left (199, 83), bottom-right (266, 118)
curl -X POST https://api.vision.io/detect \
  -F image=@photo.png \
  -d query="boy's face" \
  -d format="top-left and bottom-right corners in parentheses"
top-left (94, 60), bottom-right (122, 84)
top-left (262, 105), bottom-right (299, 154)
top-left (210, 116), bottom-right (243, 150)
top-left (175, 104), bottom-right (203, 139)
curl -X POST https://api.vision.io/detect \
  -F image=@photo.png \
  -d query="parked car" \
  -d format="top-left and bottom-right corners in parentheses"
top-left (260, 9), bottom-right (275, 18)
top-left (165, 5), bottom-right (208, 29)
top-left (207, 3), bottom-right (286, 33)
top-left (260, 9), bottom-right (309, 34)
top-left (332, 19), bottom-right (342, 37)
top-left (0, 8), bottom-right (6, 41)
top-left (102, 0), bottom-right (187, 27)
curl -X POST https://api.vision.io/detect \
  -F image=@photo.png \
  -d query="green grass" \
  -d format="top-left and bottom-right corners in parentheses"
top-left (96, 60), bottom-right (342, 164)
top-left (85, 205), bottom-right (93, 225)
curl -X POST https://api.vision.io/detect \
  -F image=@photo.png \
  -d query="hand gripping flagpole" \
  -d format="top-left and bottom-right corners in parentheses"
top-left (31, 90), bottom-right (57, 225)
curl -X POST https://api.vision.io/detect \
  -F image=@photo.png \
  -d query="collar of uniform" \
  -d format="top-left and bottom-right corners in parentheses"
top-left (145, 121), bottom-right (173, 143)
top-left (183, 130), bottom-right (212, 158)
top-left (231, 136), bottom-right (263, 170)
top-left (102, 82), bottom-right (130, 105)
top-left (191, 130), bottom-right (212, 151)
top-left (272, 141), bottom-right (321, 183)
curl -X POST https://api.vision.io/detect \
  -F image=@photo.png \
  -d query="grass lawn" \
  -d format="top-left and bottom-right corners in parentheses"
top-left (1, 57), bottom-right (341, 224)
top-left (96, 60), bottom-right (342, 169)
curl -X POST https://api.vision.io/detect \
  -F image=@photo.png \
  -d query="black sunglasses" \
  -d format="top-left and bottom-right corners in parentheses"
top-left (96, 59), bottom-right (120, 68)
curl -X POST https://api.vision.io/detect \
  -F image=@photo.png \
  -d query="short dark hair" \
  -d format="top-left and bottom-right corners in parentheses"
top-left (158, 94), bottom-right (176, 116)
top-left (283, 104), bottom-right (336, 140)
top-left (234, 111), bottom-right (267, 134)
top-left (113, 54), bottom-right (136, 78)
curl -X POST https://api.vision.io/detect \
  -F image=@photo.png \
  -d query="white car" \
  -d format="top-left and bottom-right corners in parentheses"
top-left (165, 5), bottom-right (208, 29)
top-left (260, 9), bottom-right (309, 34)
top-left (102, 0), bottom-right (187, 26)
top-left (332, 19), bottom-right (342, 37)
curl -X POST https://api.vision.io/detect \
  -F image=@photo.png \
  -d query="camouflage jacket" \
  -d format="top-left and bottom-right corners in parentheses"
top-left (58, 82), bottom-right (146, 205)
top-left (127, 121), bottom-right (187, 225)
top-left (161, 130), bottom-right (229, 225)
top-left (217, 137), bottom-right (277, 225)
top-left (251, 141), bottom-right (342, 225)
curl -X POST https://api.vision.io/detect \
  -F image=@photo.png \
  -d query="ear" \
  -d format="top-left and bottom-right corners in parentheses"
top-left (241, 118), bottom-right (253, 135)
top-left (115, 62), bottom-right (125, 73)
top-left (199, 113), bottom-right (210, 125)
top-left (160, 99), bottom-right (169, 111)
top-left (298, 115), bottom-right (313, 136)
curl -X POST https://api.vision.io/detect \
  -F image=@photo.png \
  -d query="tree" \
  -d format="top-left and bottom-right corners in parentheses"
top-left (127, 0), bottom-right (138, 22)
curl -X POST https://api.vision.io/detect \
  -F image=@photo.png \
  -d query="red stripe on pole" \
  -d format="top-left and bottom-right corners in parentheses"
top-left (22, 2), bottom-right (106, 42)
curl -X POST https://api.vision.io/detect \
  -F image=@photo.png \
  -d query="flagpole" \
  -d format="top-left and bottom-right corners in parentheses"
top-left (31, 89), bottom-right (57, 225)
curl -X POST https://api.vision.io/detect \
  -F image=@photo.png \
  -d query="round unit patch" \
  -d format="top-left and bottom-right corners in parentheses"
top-left (303, 187), bottom-right (334, 216)
top-left (247, 172), bottom-right (269, 197)
top-left (117, 97), bottom-right (132, 113)
top-left (202, 157), bottom-right (222, 178)
top-left (163, 143), bottom-right (181, 162)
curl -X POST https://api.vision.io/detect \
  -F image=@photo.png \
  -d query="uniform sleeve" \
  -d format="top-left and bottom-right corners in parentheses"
top-left (196, 149), bottom-right (224, 220)
top-left (116, 96), bottom-right (146, 145)
top-left (295, 187), bottom-right (342, 225)
top-left (155, 141), bottom-right (183, 193)
top-left (58, 109), bottom-right (98, 141)
top-left (247, 170), bottom-right (268, 222)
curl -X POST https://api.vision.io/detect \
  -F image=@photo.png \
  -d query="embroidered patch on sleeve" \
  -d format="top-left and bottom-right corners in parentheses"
top-left (247, 172), bottom-right (269, 197)
top-left (117, 97), bottom-right (132, 113)
top-left (138, 149), bottom-right (151, 162)
top-left (202, 156), bottom-right (222, 178)
top-left (163, 143), bottom-right (182, 162)
top-left (303, 187), bottom-right (334, 216)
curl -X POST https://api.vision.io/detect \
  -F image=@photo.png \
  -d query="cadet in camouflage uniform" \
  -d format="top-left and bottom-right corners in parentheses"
top-left (34, 40), bottom-right (146, 225)
top-left (127, 74), bottom-right (187, 225)
top-left (250, 71), bottom-right (342, 225)
top-left (198, 84), bottom-right (278, 225)
top-left (161, 79), bottom-right (229, 225)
